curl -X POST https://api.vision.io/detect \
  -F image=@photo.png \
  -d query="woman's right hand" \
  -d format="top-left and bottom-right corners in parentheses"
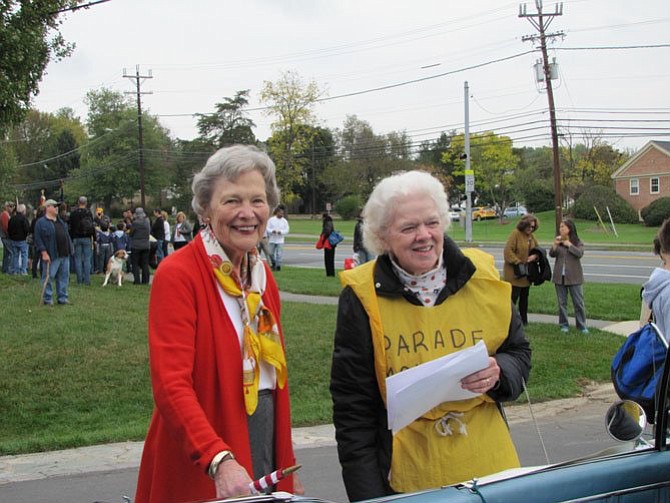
top-left (214, 459), bottom-right (254, 498)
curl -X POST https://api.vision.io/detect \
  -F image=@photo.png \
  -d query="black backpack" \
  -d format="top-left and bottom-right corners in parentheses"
top-left (77, 210), bottom-right (95, 236)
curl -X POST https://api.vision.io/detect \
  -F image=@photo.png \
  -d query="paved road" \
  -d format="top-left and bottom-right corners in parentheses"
top-left (0, 385), bottom-right (635, 503)
top-left (281, 243), bottom-right (656, 285)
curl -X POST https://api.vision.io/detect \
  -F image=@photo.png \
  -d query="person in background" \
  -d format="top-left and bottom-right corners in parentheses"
top-left (1, 201), bottom-right (15, 273)
top-left (112, 221), bottom-right (130, 252)
top-left (549, 219), bottom-right (588, 333)
top-left (130, 208), bottom-right (151, 285)
top-left (162, 210), bottom-right (170, 257)
top-left (135, 145), bottom-right (302, 503)
top-left (642, 218), bottom-right (670, 342)
top-left (321, 212), bottom-right (336, 277)
top-left (34, 199), bottom-right (73, 305)
top-left (353, 209), bottom-right (374, 265)
top-left (172, 211), bottom-right (193, 251)
top-left (69, 196), bottom-right (95, 286)
top-left (266, 205), bottom-right (289, 271)
top-left (96, 220), bottom-right (114, 274)
top-left (30, 206), bottom-right (45, 278)
top-left (151, 208), bottom-right (166, 266)
top-left (122, 209), bottom-right (135, 275)
top-left (8, 203), bottom-right (30, 275)
top-left (503, 214), bottom-right (540, 325)
top-left (330, 170), bottom-right (530, 501)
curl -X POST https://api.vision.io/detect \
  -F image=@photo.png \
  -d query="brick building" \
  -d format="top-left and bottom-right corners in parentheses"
top-left (611, 140), bottom-right (670, 214)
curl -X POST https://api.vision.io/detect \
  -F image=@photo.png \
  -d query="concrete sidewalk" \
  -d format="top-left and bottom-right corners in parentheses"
top-left (0, 294), bottom-right (636, 486)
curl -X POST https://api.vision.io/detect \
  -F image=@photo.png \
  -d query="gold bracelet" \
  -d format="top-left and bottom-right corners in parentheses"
top-left (207, 450), bottom-right (235, 480)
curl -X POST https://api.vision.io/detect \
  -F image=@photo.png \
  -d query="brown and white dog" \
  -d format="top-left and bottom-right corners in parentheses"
top-left (102, 250), bottom-right (130, 287)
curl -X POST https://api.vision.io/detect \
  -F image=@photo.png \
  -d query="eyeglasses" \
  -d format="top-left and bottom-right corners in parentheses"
top-left (529, 225), bottom-right (536, 230)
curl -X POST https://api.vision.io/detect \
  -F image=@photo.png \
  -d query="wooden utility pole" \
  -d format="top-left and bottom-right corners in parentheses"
top-left (124, 65), bottom-right (153, 208)
top-left (519, 1), bottom-right (564, 234)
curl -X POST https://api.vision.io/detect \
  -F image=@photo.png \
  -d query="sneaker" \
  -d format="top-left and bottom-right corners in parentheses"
top-left (580, 328), bottom-right (589, 334)
top-left (43, 301), bottom-right (54, 307)
top-left (57, 301), bottom-right (70, 305)
top-left (560, 326), bottom-right (569, 333)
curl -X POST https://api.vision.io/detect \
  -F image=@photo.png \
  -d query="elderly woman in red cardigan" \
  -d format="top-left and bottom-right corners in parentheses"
top-left (135, 145), bottom-right (303, 503)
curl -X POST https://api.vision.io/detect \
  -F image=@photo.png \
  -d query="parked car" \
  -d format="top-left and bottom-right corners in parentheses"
top-left (201, 350), bottom-right (670, 503)
top-left (449, 207), bottom-right (464, 222)
top-left (503, 205), bottom-right (528, 218)
top-left (472, 206), bottom-right (497, 221)
top-left (348, 340), bottom-right (670, 503)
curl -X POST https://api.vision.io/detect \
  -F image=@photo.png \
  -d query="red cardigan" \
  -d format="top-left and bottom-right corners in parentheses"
top-left (135, 235), bottom-right (296, 503)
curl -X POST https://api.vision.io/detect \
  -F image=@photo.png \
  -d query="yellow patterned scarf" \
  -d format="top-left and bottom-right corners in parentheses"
top-left (201, 227), bottom-right (287, 415)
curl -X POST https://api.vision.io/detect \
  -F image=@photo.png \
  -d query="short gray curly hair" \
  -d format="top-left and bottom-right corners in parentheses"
top-left (362, 170), bottom-right (451, 256)
top-left (191, 145), bottom-right (280, 218)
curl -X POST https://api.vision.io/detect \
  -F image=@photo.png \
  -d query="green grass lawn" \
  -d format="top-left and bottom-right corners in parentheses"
top-left (286, 211), bottom-right (659, 248)
top-left (0, 265), bottom-right (634, 455)
top-left (276, 266), bottom-right (642, 322)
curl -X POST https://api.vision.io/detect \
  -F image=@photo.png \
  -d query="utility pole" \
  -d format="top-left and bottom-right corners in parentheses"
top-left (519, 1), bottom-right (564, 234)
top-left (124, 65), bottom-right (153, 208)
top-left (463, 81), bottom-right (473, 243)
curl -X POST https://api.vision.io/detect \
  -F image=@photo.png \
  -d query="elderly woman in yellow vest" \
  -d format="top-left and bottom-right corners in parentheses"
top-left (330, 171), bottom-right (531, 502)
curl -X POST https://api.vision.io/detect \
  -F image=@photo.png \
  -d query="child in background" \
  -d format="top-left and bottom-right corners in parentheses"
top-left (96, 221), bottom-right (114, 274)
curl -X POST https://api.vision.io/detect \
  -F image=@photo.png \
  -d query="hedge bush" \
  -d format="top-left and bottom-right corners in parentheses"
top-left (572, 185), bottom-right (639, 223)
top-left (641, 197), bottom-right (670, 227)
top-left (522, 181), bottom-right (555, 214)
top-left (334, 195), bottom-right (362, 220)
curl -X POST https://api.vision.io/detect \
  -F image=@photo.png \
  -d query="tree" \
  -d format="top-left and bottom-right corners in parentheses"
top-left (196, 90), bottom-right (256, 148)
top-left (68, 88), bottom-right (172, 209)
top-left (7, 108), bottom-right (86, 204)
top-left (294, 125), bottom-right (335, 214)
top-left (324, 115), bottom-right (403, 201)
top-left (560, 131), bottom-right (627, 205)
top-left (418, 132), bottom-right (456, 201)
top-left (442, 131), bottom-right (519, 217)
top-left (260, 70), bottom-right (323, 198)
top-left (0, 143), bottom-right (18, 202)
top-left (0, 1), bottom-right (82, 132)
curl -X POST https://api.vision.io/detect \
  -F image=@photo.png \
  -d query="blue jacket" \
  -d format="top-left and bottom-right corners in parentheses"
top-left (34, 215), bottom-right (73, 259)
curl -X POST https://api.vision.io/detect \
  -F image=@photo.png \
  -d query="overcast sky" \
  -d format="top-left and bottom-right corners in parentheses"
top-left (33, 0), bottom-right (670, 151)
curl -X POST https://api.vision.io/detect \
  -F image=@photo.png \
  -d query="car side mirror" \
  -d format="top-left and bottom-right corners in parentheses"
top-left (606, 400), bottom-right (647, 442)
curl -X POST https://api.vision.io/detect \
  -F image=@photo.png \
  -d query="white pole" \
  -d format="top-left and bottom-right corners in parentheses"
top-left (605, 206), bottom-right (618, 237)
top-left (464, 81), bottom-right (473, 243)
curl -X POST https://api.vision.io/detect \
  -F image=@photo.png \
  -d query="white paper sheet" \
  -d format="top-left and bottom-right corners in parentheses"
top-left (386, 340), bottom-right (489, 434)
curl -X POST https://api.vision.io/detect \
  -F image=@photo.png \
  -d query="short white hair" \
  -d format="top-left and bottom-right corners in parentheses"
top-left (362, 170), bottom-right (451, 256)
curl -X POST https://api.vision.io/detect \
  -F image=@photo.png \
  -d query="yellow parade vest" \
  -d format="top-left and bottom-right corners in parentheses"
top-left (340, 249), bottom-right (520, 493)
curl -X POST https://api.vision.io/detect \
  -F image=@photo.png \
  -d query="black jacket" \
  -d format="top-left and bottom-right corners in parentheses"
top-left (8, 213), bottom-right (30, 241)
top-left (330, 237), bottom-right (531, 502)
top-left (527, 246), bottom-right (551, 286)
top-left (69, 207), bottom-right (95, 239)
top-left (151, 216), bottom-right (165, 240)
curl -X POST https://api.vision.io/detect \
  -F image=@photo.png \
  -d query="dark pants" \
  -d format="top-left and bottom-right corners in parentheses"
top-left (173, 241), bottom-right (189, 251)
top-left (131, 248), bottom-right (150, 284)
top-left (324, 247), bottom-right (336, 277)
top-left (512, 285), bottom-right (530, 324)
top-left (247, 389), bottom-right (275, 483)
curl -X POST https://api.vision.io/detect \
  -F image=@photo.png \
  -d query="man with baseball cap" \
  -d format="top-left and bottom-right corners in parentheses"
top-left (34, 199), bottom-right (73, 305)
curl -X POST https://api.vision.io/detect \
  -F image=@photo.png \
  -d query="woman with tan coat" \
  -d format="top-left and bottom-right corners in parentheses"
top-left (503, 214), bottom-right (540, 325)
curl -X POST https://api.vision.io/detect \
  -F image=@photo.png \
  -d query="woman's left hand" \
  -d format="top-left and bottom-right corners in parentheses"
top-left (461, 357), bottom-right (501, 394)
top-left (293, 472), bottom-right (305, 495)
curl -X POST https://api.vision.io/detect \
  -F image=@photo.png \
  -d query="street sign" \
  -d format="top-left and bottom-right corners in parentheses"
top-left (465, 170), bottom-right (475, 193)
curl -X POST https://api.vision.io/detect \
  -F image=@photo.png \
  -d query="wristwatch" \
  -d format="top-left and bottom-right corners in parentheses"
top-left (208, 450), bottom-right (235, 479)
